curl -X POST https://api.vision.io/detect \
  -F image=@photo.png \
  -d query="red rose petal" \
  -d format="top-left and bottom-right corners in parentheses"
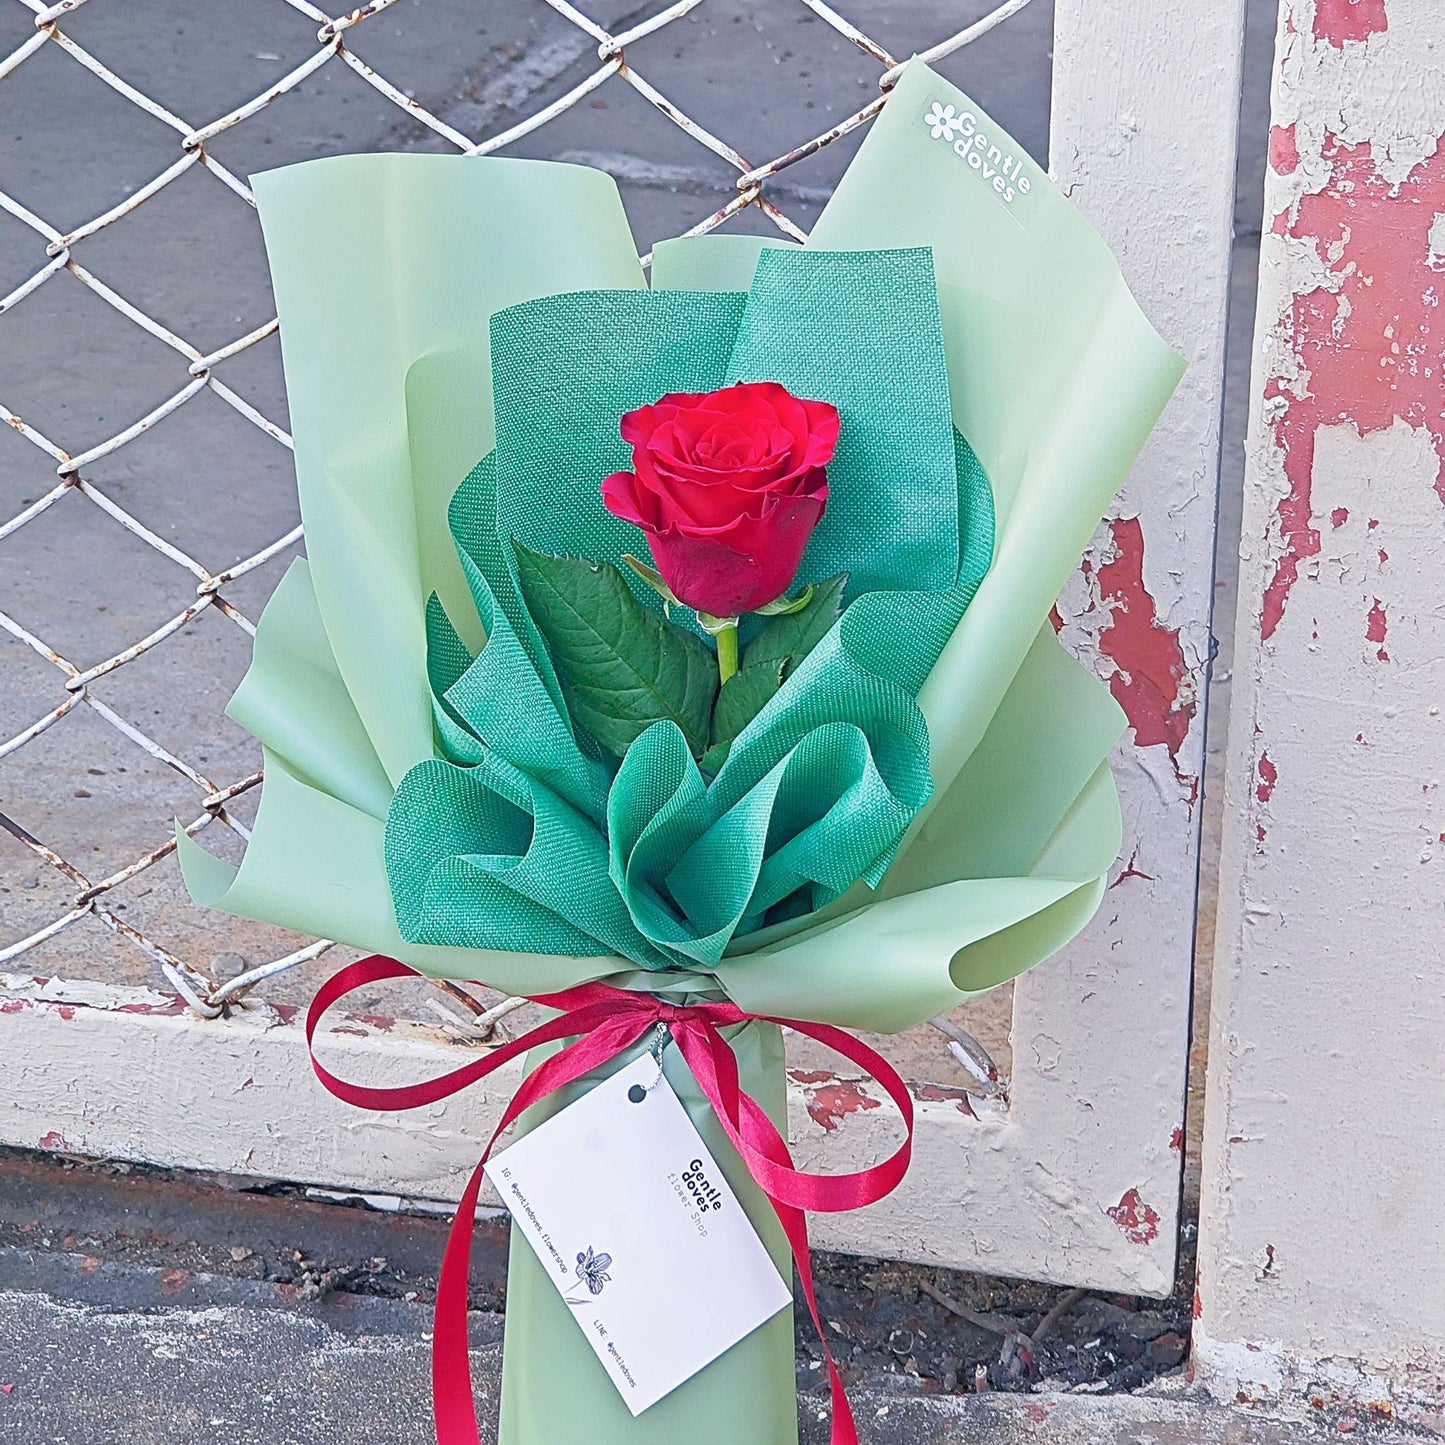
top-left (607, 380), bottom-right (837, 614)
top-left (601, 471), bottom-right (658, 531)
top-left (645, 529), bottom-right (765, 617)
top-left (647, 489), bottom-right (827, 615)
top-left (798, 398), bottom-right (842, 466)
top-left (645, 464), bottom-right (756, 530)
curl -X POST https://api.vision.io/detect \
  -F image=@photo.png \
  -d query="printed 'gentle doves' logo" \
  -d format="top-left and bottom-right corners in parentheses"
top-left (924, 100), bottom-right (1033, 205)
top-left (926, 101), bottom-right (966, 140)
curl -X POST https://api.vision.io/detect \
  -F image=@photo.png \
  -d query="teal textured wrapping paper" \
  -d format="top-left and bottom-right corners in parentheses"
top-left (381, 241), bottom-right (995, 972)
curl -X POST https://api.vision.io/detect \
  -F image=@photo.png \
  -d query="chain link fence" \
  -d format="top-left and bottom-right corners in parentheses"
top-left (0, 0), bottom-right (1049, 1085)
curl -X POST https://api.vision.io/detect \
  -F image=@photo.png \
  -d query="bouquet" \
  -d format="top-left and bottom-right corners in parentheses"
top-left (182, 61), bottom-right (1183, 1445)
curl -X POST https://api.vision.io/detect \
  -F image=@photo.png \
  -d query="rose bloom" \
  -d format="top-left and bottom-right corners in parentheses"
top-left (601, 380), bottom-right (840, 618)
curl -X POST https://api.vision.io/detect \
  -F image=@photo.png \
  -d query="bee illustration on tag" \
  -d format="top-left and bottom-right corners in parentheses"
top-left (563, 1246), bottom-right (613, 1305)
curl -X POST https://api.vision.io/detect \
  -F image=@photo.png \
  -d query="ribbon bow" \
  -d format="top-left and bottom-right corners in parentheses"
top-left (307, 956), bottom-right (917, 1445)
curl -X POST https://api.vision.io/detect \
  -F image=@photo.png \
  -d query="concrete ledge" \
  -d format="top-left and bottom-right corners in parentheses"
top-left (0, 1286), bottom-right (1436, 1445)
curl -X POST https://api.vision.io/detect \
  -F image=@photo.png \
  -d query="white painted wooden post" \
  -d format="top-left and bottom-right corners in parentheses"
top-left (979, 0), bottom-right (1246, 1288)
top-left (1197, 0), bottom-right (1445, 1417)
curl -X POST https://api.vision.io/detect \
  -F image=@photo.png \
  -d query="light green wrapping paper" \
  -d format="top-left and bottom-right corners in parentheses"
top-left (498, 1023), bottom-right (795, 1445)
top-left (179, 61), bottom-right (1184, 1444)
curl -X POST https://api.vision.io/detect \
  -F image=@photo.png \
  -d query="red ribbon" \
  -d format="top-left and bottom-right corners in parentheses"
top-left (307, 955), bottom-right (916, 1445)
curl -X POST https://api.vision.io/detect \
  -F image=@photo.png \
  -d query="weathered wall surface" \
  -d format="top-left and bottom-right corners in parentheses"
top-left (1198, 0), bottom-right (1445, 1411)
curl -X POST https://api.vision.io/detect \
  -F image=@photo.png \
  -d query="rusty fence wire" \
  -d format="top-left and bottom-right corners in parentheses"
top-left (0, 0), bottom-right (1028, 1083)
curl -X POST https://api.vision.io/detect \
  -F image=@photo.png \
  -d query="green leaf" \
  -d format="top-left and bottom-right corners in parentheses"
top-left (699, 741), bottom-right (731, 775)
top-left (711, 660), bottom-right (786, 752)
top-left (743, 572), bottom-right (848, 681)
top-left (513, 544), bottom-right (718, 760)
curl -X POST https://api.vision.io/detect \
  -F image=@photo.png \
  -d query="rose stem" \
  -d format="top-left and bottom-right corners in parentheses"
top-left (716, 620), bottom-right (739, 686)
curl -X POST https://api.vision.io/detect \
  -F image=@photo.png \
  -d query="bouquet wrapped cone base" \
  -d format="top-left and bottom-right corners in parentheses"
top-left (497, 1023), bottom-right (799, 1445)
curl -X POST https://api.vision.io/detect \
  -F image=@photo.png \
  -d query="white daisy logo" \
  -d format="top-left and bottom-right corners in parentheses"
top-left (926, 101), bottom-right (962, 140)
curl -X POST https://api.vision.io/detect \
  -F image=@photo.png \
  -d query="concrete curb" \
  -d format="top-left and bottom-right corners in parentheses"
top-left (0, 1286), bottom-right (1429, 1445)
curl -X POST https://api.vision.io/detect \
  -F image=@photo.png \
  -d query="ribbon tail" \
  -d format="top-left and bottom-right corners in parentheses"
top-left (434, 1158), bottom-right (488, 1445)
top-left (672, 1022), bottom-right (861, 1445)
top-left (763, 1164), bottom-right (860, 1445)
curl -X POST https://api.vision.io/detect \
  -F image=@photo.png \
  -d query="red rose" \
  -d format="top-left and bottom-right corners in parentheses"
top-left (601, 380), bottom-right (839, 618)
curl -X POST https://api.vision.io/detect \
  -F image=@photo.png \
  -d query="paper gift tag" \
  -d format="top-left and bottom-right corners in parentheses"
top-left (484, 1052), bottom-right (793, 1415)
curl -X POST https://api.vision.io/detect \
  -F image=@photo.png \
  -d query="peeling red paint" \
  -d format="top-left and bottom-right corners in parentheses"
top-left (1110, 845), bottom-right (1156, 888)
top-left (330, 1026), bottom-right (369, 1039)
top-left (1270, 124), bottom-right (1300, 176)
top-left (787, 1069), bottom-right (834, 1085)
top-left (114, 998), bottom-right (187, 1017)
top-left (1095, 517), bottom-right (1197, 795)
top-left (3, 990), bottom-right (187, 1019)
top-left (159, 1268), bottom-right (191, 1296)
top-left (1169, 1127), bottom-right (1185, 1152)
top-left (1330, 506), bottom-right (1349, 528)
top-left (1256, 752), bottom-right (1278, 803)
top-left (1106, 1187), bottom-right (1161, 1245)
top-left (1312, 0), bottom-right (1388, 46)
top-left (1261, 402), bottom-right (1321, 640)
top-left (355, 1012), bottom-right (395, 1033)
top-left (1366, 599), bottom-right (1388, 642)
top-left (804, 1080), bottom-right (881, 1133)
top-left (38, 1131), bottom-right (70, 1151)
top-left (1263, 129), bottom-right (1445, 637)
top-left (1366, 598), bottom-right (1390, 660)
top-left (911, 1082), bottom-right (977, 1117)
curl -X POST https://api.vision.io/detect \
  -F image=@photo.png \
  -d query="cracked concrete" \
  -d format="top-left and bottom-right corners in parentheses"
top-left (0, 1287), bottom-right (1428, 1445)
